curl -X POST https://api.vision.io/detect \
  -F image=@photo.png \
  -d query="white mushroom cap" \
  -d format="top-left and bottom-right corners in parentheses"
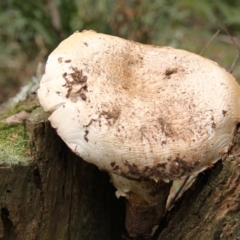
top-left (38, 30), bottom-right (240, 182)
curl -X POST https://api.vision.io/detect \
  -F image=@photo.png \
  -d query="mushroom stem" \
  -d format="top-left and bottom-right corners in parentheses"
top-left (109, 173), bottom-right (172, 239)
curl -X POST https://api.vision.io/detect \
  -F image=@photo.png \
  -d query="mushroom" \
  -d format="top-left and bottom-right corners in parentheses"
top-left (38, 30), bottom-right (240, 239)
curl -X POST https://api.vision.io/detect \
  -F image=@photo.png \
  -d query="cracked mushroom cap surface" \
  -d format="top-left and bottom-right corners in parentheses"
top-left (38, 30), bottom-right (240, 181)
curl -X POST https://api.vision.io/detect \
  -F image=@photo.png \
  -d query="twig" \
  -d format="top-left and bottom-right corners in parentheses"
top-left (48, 0), bottom-right (62, 33)
top-left (199, 29), bottom-right (221, 55)
top-left (229, 50), bottom-right (240, 74)
top-left (218, 23), bottom-right (240, 73)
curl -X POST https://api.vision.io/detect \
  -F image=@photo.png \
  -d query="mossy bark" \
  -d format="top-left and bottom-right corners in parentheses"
top-left (1, 103), bottom-right (240, 240)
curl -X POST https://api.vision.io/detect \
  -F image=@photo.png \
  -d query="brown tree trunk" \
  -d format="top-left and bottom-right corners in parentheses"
top-left (1, 100), bottom-right (240, 240)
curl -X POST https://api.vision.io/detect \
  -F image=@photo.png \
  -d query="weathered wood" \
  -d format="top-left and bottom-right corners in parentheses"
top-left (0, 107), bottom-right (125, 240)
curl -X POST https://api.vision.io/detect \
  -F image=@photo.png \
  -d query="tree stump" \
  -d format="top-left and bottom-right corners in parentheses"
top-left (0, 106), bottom-right (125, 240)
top-left (1, 98), bottom-right (240, 240)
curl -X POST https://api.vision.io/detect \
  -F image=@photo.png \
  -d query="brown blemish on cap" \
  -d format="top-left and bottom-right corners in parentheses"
top-left (62, 67), bottom-right (88, 98)
top-left (164, 67), bottom-right (178, 79)
top-left (80, 92), bottom-right (87, 101)
top-left (101, 107), bottom-right (121, 120)
top-left (84, 130), bottom-right (89, 142)
top-left (111, 162), bottom-right (116, 167)
top-left (157, 117), bottom-right (174, 138)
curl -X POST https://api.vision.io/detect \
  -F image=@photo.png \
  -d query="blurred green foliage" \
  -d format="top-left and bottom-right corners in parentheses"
top-left (1, 0), bottom-right (240, 103)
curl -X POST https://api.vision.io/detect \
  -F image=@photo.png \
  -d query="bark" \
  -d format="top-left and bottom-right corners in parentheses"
top-left (157, 127), bottom-right (240, 240)
top-left (1, 101), bottom-right (240, 240)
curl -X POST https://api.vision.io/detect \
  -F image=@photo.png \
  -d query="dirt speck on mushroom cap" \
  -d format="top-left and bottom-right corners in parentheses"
top-left (38, 30), bottom-right (240, 181)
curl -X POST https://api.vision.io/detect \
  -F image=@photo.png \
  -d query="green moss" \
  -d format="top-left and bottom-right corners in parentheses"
top-left (28, 107), bottom-right (50, 124)
top-left (0, 97), bottom-right (39, 166)
top-left (0, 122), bottom-right (31, 165)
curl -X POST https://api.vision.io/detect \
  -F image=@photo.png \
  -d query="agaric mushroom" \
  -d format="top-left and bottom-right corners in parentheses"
top-left (38, 30), bottom-right (240, 239)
